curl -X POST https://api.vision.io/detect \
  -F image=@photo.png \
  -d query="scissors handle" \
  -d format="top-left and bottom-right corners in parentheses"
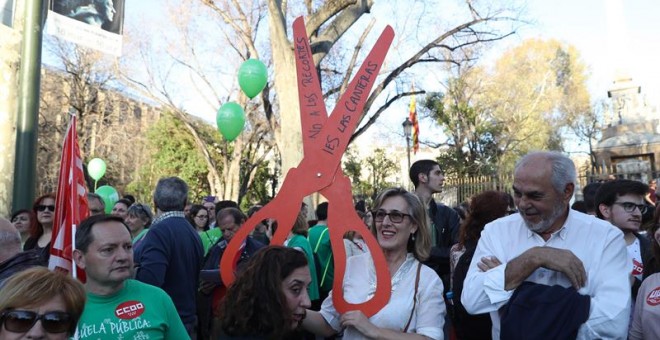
top-left (220, 168), bottom-right (309, 286)
top-left (321, 175), bottom-right (391, 317)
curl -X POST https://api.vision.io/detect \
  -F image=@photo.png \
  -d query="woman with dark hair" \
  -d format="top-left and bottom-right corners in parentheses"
top-left (111, 198), bottom-right (132, 221)
top-left (218, 246), bottom-right (312, 339)
top-left (10, 209), bottom-right (35, 247)
top-left (285, 213), bottom-right (320, 304)
top-left (23, 194), bottom-right (56, 260)
top-left (187, 204), bottom-right (210, 232)
top-left (303, 188), bottom-right (445, 339)
top-left (0, 267), bottom-right (86, 339)
top-left (449, 190), bottom-right (511, 340)
top-left (630, 204), bottom-right (660, 339)
top-left (125, 203), bottom-right (153, 246)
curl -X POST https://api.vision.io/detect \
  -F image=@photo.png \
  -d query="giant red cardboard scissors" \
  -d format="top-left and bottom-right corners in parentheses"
top-left (221, 16), bottom-right (394, 316)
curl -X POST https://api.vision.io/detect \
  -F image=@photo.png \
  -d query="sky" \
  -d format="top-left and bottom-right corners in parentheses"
top-left (527, 0), bottom-right (660, 104)
top-left (365, 0), bottom-right (660, 154)
top-left (119, 0), bottom-right (660, 154)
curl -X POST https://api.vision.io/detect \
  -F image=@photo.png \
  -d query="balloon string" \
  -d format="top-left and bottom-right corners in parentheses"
top-left (94, 180), bottom-right (97, 191)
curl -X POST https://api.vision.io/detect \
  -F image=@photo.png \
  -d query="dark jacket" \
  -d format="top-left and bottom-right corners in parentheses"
top-left (633, 231), bottom-right (652, 299)
top-left (450, 240), bottom-right (492, 340)
top-left (198, 236), bottom-right (265, 339)
top-left (500, 282), bottom-right (590, 340)
top-left (0, 250), bottom-right (45, 286)
top-left (424, 198), bottom-right (460, 289)
top-left (134, 216), bottom-right (204, 326)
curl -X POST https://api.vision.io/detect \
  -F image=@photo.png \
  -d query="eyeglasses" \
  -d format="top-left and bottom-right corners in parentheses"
top-left (614, 202), bottom-right (648, 214)
top-left (195, 215), bottom-right (208, 219)
top-left (36, 205), bottom-right (55, 212)
top-left (373, 210), bottom-right (411, 223)
top-left (0, 310), bottom-right (73, 334)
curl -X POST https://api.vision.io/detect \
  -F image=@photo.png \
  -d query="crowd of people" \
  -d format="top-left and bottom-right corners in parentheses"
top-left (1, 150), bottom-right (660, 339)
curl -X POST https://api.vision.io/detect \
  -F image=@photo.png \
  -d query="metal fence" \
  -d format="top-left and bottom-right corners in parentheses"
top-left (438, 170), bottom-right (659, 207)
top-left (438, 174), bottom-right (514, 207)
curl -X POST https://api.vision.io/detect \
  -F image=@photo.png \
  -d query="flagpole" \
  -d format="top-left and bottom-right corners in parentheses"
top-left (69, 109), bottom-right (80, 279)
top-left (70, 111), bottom-right (78, 280)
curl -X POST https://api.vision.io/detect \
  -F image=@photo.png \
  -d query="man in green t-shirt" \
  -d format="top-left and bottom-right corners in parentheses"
top-left (73, 214), bottom-right (189, 339)
top-left (307, 202), bottom-right (333, 309)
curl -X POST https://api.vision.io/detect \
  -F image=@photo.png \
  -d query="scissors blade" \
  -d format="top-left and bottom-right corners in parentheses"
top-left (293, 16), bottom-right (329, 158)
top-left (309, 25), bottom-right (394, 173)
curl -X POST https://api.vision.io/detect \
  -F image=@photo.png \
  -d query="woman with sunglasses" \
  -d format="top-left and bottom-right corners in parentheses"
top-left (0, 267), bottom-right (86, 339)
top-left (303, 188), bottom-right (446, 339)
top-left (23, 194), bottom-right (56, 260)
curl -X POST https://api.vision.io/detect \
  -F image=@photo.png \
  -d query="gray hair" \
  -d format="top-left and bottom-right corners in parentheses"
top-left (515, 151), bottom-right (576, 193)
top-left (127, 203), bottom-right (154, 226)
top-left (87, 192), bottom-right (105, 209)
top-left (0, 230), bottom-right (20, 247)
top-left (0, 225), bottom-right (21, 262)
top-left (153, 177), bottom-right (189, 212)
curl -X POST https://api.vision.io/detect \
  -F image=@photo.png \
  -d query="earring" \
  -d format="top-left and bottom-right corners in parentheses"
top-left (412, 233), bottom-right (416, 241)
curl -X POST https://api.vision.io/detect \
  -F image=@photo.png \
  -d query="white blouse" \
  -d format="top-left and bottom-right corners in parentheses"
top-left (320, 253), bottom-right (445, 340)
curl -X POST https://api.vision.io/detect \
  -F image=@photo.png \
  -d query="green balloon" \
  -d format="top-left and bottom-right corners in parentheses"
top-left (238, 59), bottom-right (268, 99)
top-left (217, 102), bottom-right (246, 142)
top-left (95, 185), bottom-right (119, 214)
top-left (88, 158), bottom-right (107, 181)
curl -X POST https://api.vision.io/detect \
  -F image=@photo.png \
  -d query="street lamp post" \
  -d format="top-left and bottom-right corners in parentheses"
top-left (402, 117), bottom-right (413, 183)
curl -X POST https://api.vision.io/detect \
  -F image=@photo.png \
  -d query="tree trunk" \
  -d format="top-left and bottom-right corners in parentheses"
top-left (268, 2), bottom-right (303, 175)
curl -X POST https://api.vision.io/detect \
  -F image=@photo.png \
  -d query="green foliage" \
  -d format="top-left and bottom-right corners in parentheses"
top-left (126, 112), bottom-right (212, 203)
top-left (343, 148), bottom-right (371, 199)
top-left (425, 38), bottom-right (591, 176)
top-left (365, 148), bottom-right (399, 200)
top-left (484, 38), bottom-right (590, 172)
top-left (343, 148), bottom-right (363, 186)
top-left (239, 160), bottom-right (273, 210)
top-left (422, 64), bottom-right (502, 177)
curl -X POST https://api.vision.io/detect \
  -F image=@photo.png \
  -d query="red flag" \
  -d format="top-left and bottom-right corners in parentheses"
top-left (409, 91), bottom-right (420, 154)
top-left (49, 114), bottom-right (89, 281)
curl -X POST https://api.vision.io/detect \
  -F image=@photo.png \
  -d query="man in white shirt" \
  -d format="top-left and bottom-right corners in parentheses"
top-left (462, 151), bottom-right (630, 339)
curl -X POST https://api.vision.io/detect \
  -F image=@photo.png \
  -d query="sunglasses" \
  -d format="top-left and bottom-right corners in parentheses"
top-left (0, 310), bottom-right (73, 334)
top-left (36, 205), bottom-right (55, 212)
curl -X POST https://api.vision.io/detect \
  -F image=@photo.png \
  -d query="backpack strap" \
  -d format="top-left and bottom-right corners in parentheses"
top-left (403, 262), bottom-right (422, 333)
top-left (313, 227), bottom-right (328, 252)
top-left (313, 228), bottom-right (331, 287)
